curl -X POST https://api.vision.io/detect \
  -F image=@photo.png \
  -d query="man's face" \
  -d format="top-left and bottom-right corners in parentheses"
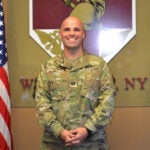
top-left (60, 17), bottom-right (85, 51)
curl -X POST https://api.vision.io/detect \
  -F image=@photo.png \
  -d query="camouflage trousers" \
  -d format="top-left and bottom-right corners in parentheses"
top-left (40, 140), bottom-right (109, 150)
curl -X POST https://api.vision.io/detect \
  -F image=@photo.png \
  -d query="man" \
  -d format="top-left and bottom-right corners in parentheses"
top-left (35, 16), bottom-right (115, 150)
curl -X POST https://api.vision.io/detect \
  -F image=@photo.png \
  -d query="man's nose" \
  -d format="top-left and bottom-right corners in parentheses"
top-left (69, 30), bottom-right (75, 35)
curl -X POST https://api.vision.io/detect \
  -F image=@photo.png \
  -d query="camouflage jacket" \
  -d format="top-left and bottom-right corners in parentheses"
top-left (35, 51), bottom-right (115, 144)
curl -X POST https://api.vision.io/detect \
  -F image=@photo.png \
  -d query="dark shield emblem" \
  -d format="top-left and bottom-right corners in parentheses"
top-left (29, 0), bottom-right (136, 62)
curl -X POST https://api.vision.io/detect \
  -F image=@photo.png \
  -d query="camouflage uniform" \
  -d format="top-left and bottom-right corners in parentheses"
top-left (35, 51), bottom-right (115, 150)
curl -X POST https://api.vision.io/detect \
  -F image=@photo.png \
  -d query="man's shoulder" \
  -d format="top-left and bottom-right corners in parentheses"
top-left (45, 55), bottom-right (57, 63)
top-left (41, 54), bottom-right (61, 70)
top-left (85, 51), bottom-right (105, 64)
top-left (45, 53), bottom-right (62, 64)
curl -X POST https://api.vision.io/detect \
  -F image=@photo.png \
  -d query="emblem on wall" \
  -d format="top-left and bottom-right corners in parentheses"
top-left (29, 0), bottom-right (136, 62)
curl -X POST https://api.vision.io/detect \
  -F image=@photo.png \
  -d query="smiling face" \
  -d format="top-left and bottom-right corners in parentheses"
top-left (60, 17), bottom-right (85, 52)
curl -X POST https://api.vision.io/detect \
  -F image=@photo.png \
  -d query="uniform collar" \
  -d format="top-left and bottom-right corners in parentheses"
top-left (55, 50), bottom-right (91, 71)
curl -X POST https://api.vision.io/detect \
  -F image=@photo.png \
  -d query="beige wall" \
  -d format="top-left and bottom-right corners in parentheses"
top-left (11, 107), bottom-right (150, 150)
top-left (3, 0), bottom-right (150, 150)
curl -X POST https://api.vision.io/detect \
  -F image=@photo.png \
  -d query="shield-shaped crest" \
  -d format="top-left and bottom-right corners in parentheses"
top-left (29, 0), bottom-right (136, 62)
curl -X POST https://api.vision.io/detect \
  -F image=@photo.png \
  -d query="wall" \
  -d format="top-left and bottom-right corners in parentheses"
top-left (11, 107), bottom-right (150, 150)
top-left (4, 0), bottom-right (150, 150)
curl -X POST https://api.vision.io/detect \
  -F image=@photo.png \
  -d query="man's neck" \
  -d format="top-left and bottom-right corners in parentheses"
top-left (64, 48), bottom-right (83, 60)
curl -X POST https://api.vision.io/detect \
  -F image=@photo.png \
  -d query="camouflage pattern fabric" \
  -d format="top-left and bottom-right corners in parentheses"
top-left (40, 139), bottom-right (108, 150)
top-left (35, 50), bottom-right (115, 150)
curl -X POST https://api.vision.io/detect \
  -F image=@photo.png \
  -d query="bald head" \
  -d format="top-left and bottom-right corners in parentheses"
top-left (60, 16), bottom-right (84, 31)
top-left (59, 16), bottom-right (85, 58)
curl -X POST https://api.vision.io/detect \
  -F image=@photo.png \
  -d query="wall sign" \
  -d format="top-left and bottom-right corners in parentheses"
top-left (29, 0), bottom-right (136, 62)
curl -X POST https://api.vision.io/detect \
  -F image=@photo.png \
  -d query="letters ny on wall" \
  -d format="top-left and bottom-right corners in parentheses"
top-left (10, 0), bottom-right (150, 107)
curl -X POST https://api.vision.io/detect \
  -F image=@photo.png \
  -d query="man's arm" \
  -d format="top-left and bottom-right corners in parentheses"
top-left (84, 61), bottom-right (115, 134)
top-left (35, 64), bottom-right (64, 138)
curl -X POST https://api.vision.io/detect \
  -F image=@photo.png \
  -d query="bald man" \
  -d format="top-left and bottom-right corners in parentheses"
top-left (35, 16), bottom-right (115, 150)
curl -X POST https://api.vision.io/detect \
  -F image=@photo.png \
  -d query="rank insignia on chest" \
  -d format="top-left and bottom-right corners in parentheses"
top-left (70, 81), bottom-right (77, 87)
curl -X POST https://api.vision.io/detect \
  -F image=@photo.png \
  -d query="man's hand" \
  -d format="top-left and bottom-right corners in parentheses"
top-left (60, 129), bottom-right (76, 144)
top-left (66, 127), bottom-right (88, 146)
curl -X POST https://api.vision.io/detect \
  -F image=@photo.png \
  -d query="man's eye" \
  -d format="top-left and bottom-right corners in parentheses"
top-left (64, 28), bottom-right (70, 31)
top-left (63, 28), bottom-right (81, 32)
top-left (74, 28), bottom-right (80, 31)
